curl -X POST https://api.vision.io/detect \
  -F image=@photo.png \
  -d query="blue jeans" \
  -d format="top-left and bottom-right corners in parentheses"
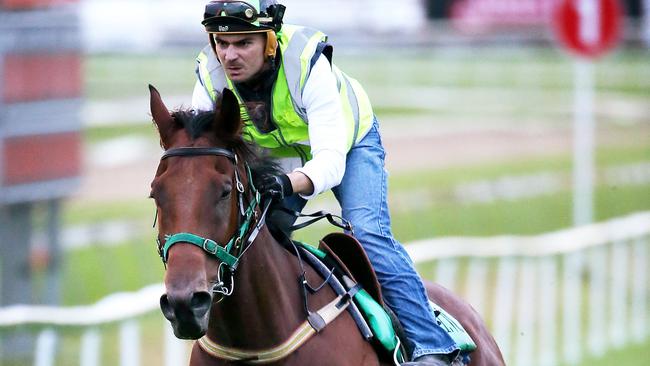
top-left (283, 119), bottom-right (458, 359)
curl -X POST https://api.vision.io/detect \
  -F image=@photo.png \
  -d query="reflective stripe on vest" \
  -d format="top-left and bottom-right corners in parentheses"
top-left (195, 25), bottom-right (373, 156)
top-left (196, 48), bottom-right (225, 103)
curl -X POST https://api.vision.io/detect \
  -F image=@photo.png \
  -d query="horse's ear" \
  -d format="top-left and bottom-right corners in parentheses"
top-left (149, 84), bottom-right (175, 148)
top-left (215, 88), bottom-right (242, 141)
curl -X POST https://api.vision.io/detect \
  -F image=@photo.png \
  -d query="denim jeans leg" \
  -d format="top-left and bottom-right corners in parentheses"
top-left (332, 119), bottom-right (458, 359)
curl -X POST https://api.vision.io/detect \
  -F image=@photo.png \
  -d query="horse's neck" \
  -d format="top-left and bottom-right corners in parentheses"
top-left (207, 228), bottom-right (305, 345)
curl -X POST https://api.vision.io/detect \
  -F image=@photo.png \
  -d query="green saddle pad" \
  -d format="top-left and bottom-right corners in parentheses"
top-left (429, 301), bottom-right (477, 353)
top-left (353, 287), bottom-right (477, 358)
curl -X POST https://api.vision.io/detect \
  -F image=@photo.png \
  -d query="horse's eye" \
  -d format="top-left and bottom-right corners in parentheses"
top-left (220, 186), bottom-right (232, 199)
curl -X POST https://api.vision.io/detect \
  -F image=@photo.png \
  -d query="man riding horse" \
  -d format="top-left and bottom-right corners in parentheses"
top-left (190, 1), bottom-right (459, 364)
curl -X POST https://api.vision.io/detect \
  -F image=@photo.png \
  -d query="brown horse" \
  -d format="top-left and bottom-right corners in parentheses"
top-left (148, 85), bottom-right (504, 366)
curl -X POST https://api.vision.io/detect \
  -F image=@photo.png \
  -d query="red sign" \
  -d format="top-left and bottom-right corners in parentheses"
top-left (0, 0), bottom-right (76, 10)
top-left (552, 0), bottom-right (622, 58)
top-left (451, 0), bottom-right (558, 33)
top-left (3, 53), bottom-right (82, 103)
top-left (2, 133), bottom-right (82, 186)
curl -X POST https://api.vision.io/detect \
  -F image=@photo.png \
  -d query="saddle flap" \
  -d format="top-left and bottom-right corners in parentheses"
top-left (319, 233), bottom-right (384, 305)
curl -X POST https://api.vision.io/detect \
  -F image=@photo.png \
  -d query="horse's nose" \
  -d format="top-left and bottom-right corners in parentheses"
top-left (160, 290), bottom-right (213, 321)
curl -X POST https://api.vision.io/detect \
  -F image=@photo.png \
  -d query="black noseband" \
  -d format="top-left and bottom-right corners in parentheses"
top-left (161, 147), bottom-right (236, 162)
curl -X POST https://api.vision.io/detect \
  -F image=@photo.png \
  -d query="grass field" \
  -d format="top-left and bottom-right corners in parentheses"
top-left (4, 46), bottom-right (648, 365)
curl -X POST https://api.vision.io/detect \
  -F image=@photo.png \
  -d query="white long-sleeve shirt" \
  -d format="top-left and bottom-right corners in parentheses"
top-left (191, 55), bottom-right (348, 199)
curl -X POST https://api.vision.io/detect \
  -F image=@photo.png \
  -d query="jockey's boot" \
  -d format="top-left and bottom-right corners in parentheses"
top-left (401, 354), bottom-right (451, 366)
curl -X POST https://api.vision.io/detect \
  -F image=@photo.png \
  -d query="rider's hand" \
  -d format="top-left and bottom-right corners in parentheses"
top-left (258, 173), bottom-right (293, 201)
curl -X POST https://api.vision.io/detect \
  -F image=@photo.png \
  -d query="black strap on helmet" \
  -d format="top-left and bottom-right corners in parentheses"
top-left (266, 4), bottom-right (285, 32)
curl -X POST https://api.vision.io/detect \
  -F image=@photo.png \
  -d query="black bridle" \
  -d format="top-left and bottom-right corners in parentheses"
top-left (161, 147), bottom-right (236, 162)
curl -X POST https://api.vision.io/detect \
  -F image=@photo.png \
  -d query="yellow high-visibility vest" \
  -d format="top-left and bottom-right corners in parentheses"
top-left (195, 24), bottom-right (374, 160)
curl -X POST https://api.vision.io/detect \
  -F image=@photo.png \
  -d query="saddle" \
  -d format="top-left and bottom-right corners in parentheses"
top-left (319, 233), bottom-right (383, 304)
top-left (293, 233), bottom-right (477, 364)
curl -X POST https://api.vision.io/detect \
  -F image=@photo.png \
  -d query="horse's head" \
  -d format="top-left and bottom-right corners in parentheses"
top-left (148, 85), bottom-right (255, 339)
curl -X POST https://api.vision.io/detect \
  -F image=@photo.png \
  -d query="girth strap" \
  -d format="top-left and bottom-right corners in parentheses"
top-left (197, 294), bottom-right (351, 364)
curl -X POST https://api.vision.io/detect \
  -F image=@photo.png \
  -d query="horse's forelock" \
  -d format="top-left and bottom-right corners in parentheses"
top-left (171, 108), bottom-right (240, 141)
top-left (169, 108), bottom-right (255, 160)
top-left (171, 109), bottom-right (210, 140)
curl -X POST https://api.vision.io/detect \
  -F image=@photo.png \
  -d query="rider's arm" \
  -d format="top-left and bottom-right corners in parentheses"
top-left (292, 55), bottom-right (348, 199)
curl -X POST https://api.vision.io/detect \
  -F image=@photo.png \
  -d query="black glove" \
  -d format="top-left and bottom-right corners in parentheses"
top-left (258, 173), bottom-right (293, 201)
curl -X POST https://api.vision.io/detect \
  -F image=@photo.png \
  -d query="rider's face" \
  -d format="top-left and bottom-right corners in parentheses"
top-left (213, 33), bottom-right (267, 82)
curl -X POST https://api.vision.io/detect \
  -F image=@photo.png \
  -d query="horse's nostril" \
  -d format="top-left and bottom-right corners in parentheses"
top-left (191, 291), bottom-right (212, 318)
top-left (160, 294), bottom-right (175, 320)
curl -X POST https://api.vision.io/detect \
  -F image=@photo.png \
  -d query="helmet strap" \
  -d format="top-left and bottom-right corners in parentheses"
top-left (265, 30), bottom-right (278, 60)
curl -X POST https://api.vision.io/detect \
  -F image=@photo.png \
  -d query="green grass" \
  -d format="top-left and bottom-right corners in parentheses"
top-left (372, 106), bottom-right (435, 116)
top-left (61, 235), bottom-right (162, 305)
top-left (84, 123), bottom-right (158, 144)
top-left (335, 48), bottom-right (650, 97)
top-left (384, 145), bottom-right (650, 238)
top-left (84, 52), bottom-right (197, 99)
top-left (573, 339), bottom-right (650, 366)
top-left (63, 198), bottom-right (154, 227)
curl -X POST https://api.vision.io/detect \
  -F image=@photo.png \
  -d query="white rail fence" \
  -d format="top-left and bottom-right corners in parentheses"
top-left (1, 211), bottom-right (649, 366)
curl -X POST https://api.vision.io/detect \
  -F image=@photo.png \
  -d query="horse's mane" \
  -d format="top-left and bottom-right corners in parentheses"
top-left (171, 109), bottom-right (284, 189)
